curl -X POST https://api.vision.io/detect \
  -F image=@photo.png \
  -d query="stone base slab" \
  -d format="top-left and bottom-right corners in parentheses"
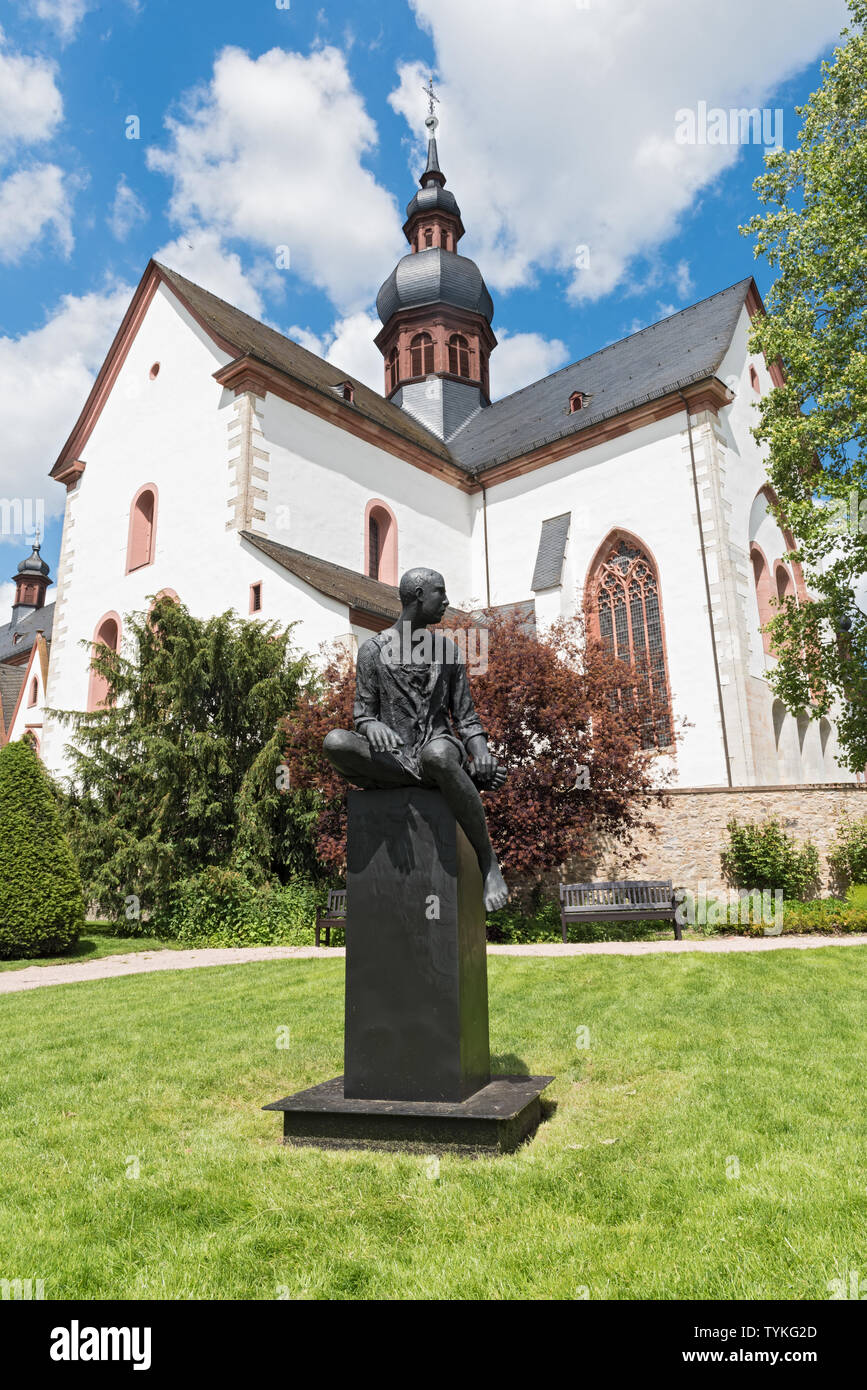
top-left (264, 1074), bottom-right (554, 1155)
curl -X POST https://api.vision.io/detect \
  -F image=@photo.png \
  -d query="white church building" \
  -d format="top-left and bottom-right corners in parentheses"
top-left (2, 121), bottom-right (853, 809)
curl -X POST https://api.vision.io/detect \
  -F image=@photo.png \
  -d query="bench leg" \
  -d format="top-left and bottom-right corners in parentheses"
top-left (325, 921), bottom-right (330, 948)
top-left (315, 917), bottom-right (320, 948)
top-left (674, 917), bottom-right (682, 941)
top-left (561, 914), bottom-right (567, 945)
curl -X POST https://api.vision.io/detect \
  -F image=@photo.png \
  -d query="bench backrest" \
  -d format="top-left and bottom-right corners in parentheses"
top-left (560, 880), bottom-right (673, 911)
top-left (327, 889), bottom-right (347, 915)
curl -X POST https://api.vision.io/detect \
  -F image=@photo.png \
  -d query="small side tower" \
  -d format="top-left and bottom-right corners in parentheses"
top-left (10, 541), bottom-right (50, 626)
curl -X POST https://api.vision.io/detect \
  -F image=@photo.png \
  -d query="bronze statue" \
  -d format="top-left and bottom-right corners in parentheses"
top-left (324, 567), bottom-right (509, 911)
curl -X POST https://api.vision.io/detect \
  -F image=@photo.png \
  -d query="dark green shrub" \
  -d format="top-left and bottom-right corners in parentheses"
top-left (157, 869), bottom-right (328, 946)
top-left (0, 739), bottom-right (85, 958)
top-left (720, 817), bottom-right (821, 901)
top-left (828, 815), bottom-right (867, 893)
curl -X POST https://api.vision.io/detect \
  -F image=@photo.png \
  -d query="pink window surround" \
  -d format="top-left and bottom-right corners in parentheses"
top-left (249, 581), bottom-right (263, 614)
top-left (751, 544), bottom-right (775, 654)
top-left (364, 499), bottom-right (398, 586)
top-left (775, 562), bottom-right (793, 600)
top-left (27, 677), bottom-right (38, 707)
top-left (750, 364), bottom-right (761, 393)
top-left (87, 612), bottom-right (122, 712)
top-left (126, 484), bottom-right (158, 573)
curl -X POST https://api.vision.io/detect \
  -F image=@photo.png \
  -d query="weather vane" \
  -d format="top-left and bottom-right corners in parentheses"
top-left (423, 76), bottom-right (440, 133)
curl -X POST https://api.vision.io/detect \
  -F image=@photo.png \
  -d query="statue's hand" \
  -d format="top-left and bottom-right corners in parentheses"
top-left (365, 721), bottom-right (403, 753)
top-left (471, 752), bottom-right (507, 789)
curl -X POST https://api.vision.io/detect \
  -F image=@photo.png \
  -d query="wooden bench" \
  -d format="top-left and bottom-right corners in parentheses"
top-left (559, 880), bottom-right (680, 942)
top-left (315, 889), bottom-right (346, 947)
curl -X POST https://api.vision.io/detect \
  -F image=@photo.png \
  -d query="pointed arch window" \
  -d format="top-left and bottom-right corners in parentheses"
top-left (126, 484), bottom-right (158, 573)
top-left (589, 537), bottom-right (672, 748)
top-left (410, 333), bottom-right (434, 377)
top-left (86, 612), bottom-right (121, 712)
top-left (448, 334), bottom-right (471, 379)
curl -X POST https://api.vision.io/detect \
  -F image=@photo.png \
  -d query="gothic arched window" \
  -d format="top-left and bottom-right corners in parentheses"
top-left (589, 537), bottom-right (672, 748)
top-left (448, 334), bottom-right (471, 379)
top-left (410, 333), bottom-right (434, 377)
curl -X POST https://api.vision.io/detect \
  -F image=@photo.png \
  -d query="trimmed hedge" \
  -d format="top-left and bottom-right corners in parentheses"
top-left (0, 738), bottom-right (85, 959)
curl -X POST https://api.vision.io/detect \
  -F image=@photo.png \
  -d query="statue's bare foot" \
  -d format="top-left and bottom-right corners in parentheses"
top-left (483, 864), bottom-right (509, 913)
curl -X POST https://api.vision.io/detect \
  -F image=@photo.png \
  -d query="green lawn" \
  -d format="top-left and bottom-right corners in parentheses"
top-left (1, 951), bottom-right (864, 1300)
top-left (0, 925), bottom-right (184, 972)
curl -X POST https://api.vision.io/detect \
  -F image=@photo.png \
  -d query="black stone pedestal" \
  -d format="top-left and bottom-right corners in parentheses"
top-left (343, 787), bottom-right (489, 1103)
top-left (266, 788), bottom-right (553, 1153)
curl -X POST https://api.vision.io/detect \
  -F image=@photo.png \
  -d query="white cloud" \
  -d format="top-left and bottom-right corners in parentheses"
top-left (153, 227), bottom-right (266, 318)
top-left (0, 27), bottom-right (63, 157)
top-left (22, 1), bottom-right (93, 43)
top-left (0, 163), bottom-right (74, 263)
top-left (0, 581), bottom-right (15, 610)
top-left (490, 329), bottom-right (569, 400)
top-left (390, 0), bottom-right (849, 302)
top-left (0, 282), bottom-right (132, 513)
top-left (108, 175), bottom-right (147, 241)
top-left (289, 311), bottom-right (384, 391)
top-left (147, 44), bottom-right (405, 314)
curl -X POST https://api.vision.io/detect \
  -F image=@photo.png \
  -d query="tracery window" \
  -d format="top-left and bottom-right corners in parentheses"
top-left (591, 538), bottom-right (672, 748)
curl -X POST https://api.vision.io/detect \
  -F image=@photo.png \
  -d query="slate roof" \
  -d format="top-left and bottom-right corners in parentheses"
top-left (155, 264), bottom-right (454, 466)
top-left (241, 533), bottom-right (466, 625)
top-left (155, 263), bottom-right (752, 479)
top-left (0, 664), bottom-right (25, 731)
top-left (448, 278), bottom-right (753, 473)
top-left (0, 601), bottom-right (55, 665)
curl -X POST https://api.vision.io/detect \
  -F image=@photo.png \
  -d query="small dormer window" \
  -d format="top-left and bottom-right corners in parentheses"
top-left (341, 382), bottom-right (355, 404)
top-left (569, 391), bottom-right (585, 413)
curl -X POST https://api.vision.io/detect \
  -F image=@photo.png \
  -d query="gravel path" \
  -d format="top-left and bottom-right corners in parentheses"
top-left (2, 934), bottom-right (866, 995)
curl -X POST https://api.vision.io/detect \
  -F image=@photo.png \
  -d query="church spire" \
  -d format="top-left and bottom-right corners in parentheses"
top-left (373, 80), bottom-right (497, 438)
top-left (420, 78), bottom-right (446, 188)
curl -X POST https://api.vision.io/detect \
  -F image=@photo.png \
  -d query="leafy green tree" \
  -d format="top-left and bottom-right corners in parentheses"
top-left (0, 736), bottom-right (85, 958)
top-left (741, 0), bottom-right (867, 768)
top-left (53, 596), bottom-right (319, 921)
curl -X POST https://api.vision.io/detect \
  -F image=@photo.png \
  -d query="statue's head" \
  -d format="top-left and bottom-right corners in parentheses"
top-left (398, 567), bottom-right (448, 624)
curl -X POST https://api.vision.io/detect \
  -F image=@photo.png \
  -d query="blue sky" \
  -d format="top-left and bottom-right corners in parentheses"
top-left (0, 0), bottom-right (854, 597)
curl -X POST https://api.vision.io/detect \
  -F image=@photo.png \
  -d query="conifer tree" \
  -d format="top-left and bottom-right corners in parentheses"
top-left (54, 596), bottom-right (318, 920)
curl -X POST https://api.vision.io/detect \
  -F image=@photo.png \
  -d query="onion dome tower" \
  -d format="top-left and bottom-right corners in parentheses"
top-left (375, 82), bottom-right (496, 441)
top-left (10, 540), bottom-right (50, 626)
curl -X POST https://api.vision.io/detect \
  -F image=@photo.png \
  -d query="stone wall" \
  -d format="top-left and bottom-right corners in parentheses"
top-left (574, 782), bottom-right (867, 896)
